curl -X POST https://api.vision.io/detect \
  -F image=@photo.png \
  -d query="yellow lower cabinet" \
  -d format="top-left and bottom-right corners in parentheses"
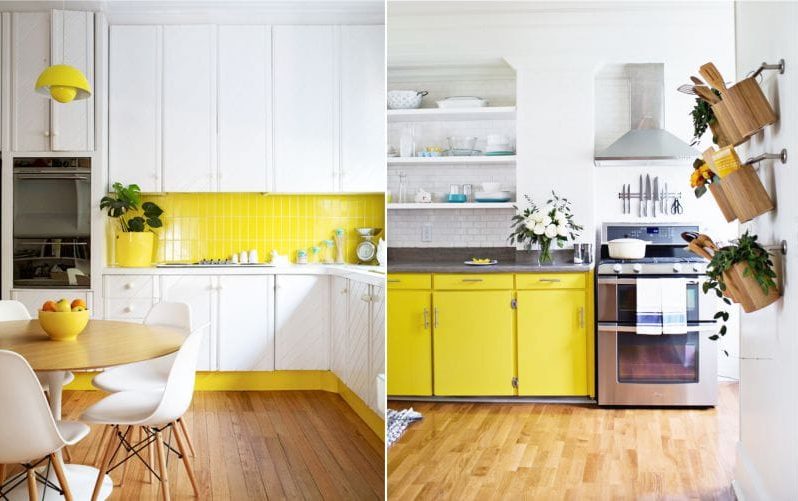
top-left (433, 291), bottom-right (514, 396)
top-left (517, 289), bottom-right (587, 396)
top-left (387, 290), bottom-right (433, 396)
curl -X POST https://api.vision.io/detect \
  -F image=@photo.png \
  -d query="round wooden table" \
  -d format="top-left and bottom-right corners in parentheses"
top-left (0, 319), bottom-right (186, 501)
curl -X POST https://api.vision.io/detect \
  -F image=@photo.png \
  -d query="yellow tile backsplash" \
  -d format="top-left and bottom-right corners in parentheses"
top-left (110, 193), bottom-right (384, 264)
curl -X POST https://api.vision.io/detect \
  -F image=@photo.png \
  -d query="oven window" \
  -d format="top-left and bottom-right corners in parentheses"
top-left (617, 332), bottom-right (699, 383)
top-left (616, 283), bottom-right (700, 324)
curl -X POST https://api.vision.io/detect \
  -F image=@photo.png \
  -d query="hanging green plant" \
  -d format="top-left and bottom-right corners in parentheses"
top-left (690, 92), bottom-right (721, 145)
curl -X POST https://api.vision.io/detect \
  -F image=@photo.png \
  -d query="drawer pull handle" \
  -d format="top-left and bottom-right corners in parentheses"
top-left (124, 283), bottom-right (133, 289)
top-left (578, 307), bottom-right (585, 328)
top-left (361, 294), bottom-right (371, 302)
top-left (124, 305), bottom-right (134, 313)
top-left (461, 279), bottom-right (483, 283)
top-left (423, 308), bottom-right (430, 329)
top-left (433, 307), bottom-right (439, 328)
top-left (539, 278), bottom-right (561, 283)
top-left (340, 288), bottom-right (348, 295)
top-left (387, 279), bottom-right (400, 283)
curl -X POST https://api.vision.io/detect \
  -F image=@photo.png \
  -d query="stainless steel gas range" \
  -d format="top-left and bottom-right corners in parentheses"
top-left (597, 223), bottom-right (718, 406)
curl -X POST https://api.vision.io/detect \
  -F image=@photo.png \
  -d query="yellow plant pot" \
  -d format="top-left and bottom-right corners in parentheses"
top-left (116, 232), bottom-right (154, 267)
top-left (38, 310), bottom-right (90, 341)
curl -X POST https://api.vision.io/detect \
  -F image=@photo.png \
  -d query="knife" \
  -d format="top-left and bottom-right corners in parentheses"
top-left (644, 174), bottom-right (651, 217)
top-left (652, 177), bottom-right (659, 218)
top-left (664, 182), bottom-right (668, 213)
top-left (639, 175), bottom-right (643, 217)
top-left (626, 184), bottom-right (631, 214)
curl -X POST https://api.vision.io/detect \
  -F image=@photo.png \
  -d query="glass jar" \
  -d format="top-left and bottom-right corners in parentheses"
top-left (334, 229), bottom-right (346, 264)
top-left (322, 240), bottom-right (335, 264)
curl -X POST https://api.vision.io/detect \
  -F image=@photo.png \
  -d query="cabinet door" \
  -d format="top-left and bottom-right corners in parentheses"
top-left (218, 25), bottom-right (270, 192)
top-left (340, 25), bottom-right (385, 193)
top-left (162, 25), bottom-right (215, 192)
top-left (346, 280), bottom-right (371, 402)
top-left (108, 25), bottom-right (161, 191)
top-left (272, 26), bottom-right (335, 192)
top-left (517, 290), bottom-right (587, 396)
top-left (330, 276), bottom-right (349, 380)
top-left (275, 275), bottom-right (330, 370)
top-left (368, 284), bottom-right (385, 412)
top-left (11, 12), bottom-right (50, 152)
top-left (50, 10), bottom-right (93, 152)
top-left (218, 275), bottom-right (274, 371)
top-left (387, 290), bottom-right (432, 396)
top-left (160, 275), bottom-right (215, 370)
top-left (433, 291), bottom-right (514, 396)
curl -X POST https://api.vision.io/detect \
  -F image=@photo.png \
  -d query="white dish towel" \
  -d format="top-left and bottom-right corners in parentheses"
top-left (661, 278), bottom-right (688, 334)
top-left (636, 279), bottom-right (663, 335)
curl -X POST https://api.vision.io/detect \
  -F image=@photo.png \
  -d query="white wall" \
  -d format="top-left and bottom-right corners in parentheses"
top-left (733, 2), bottom-right (798, 499)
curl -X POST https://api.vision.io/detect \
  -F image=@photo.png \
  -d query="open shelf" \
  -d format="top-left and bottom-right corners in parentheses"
top-left (388, 202), bottom-right (516, 210)
top-left (387, 155), bottom-right (516, 166)
top-left (387, 106), bottom-right (516, 122)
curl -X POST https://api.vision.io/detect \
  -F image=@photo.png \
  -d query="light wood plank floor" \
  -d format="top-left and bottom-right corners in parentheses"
top-left (388, 382), bottom-right (738, 500)
top-left (15, 390), bottom-right (384, 500)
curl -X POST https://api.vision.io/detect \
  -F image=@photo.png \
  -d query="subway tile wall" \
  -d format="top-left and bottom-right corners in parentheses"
top-left (389, 208), bottom-right (516, 248)
top-left (110, 193), bottom-right (385, 264)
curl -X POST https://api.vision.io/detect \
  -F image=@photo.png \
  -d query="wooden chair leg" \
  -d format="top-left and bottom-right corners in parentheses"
top-left (148, 427), bottom-right (155, 484)
top-left (172, 422), bottom-right (199, 497)
top-left (177, 418), bottom-right (196, 457)
top-left (0, 464), bottom-right (6, 483)
top-left (155, 430), bottom-right (171, 501)
top-left (94, 425), bottom-right (112, 467)
top-left (50, 453), bottom-right (73, 501)
top-left (92, 425), bottom-right (117, 501)
top-left (63, 445), bottom-right (72, 463)
top-left (26, 468), bottom-right (38, 501)
top-left (117, 426), bottom-right (133, 488)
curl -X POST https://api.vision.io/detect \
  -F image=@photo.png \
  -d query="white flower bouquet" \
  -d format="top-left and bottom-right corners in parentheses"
top-left (509, 191), bottom-right (583, 264)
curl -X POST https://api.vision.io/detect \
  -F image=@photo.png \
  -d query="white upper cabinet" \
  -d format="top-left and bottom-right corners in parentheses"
top-left (11, 12), bottom-right (50, 152)
top-left (340, 25), bottom-right (385, 193)
top-left (50, 10), bottom-right (94, 152)
top-left (218, 25), bottom-right (271, 192)
top-left (162, 25), bottom-right (216, 192)
top-left (272, 25), bottom-right (336, 193)
top-left (217, 275), bottom-right (274, 371)
top-left (108, 25), bottom-right (161, 192)
top-left (275, 275), bottom-right (330, 370)
top-left (10, 10), bottom-right (93, 153)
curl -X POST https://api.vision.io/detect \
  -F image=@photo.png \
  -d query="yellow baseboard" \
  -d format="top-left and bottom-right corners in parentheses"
top-left (65, 370), bottom-right (384, 440)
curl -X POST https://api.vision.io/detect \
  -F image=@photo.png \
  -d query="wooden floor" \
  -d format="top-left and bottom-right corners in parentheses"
top-left (44, 390), bottom-right (384, 500)
top-left (388, 382), bottom-right (739, 500)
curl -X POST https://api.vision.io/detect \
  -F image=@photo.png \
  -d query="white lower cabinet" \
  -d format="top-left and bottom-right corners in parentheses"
top-left (369, 285), bottom-right (386, 411)
top-left (347, 280), bottom-right (371, 403)
top-left (330, 276), bottom-right (349, 378)
top-left (217, 275), bottom-right (274, 371)
top-left (11, 289), bottom-right (94, 318)
top-left (159, 275), bottom-right (216, 371)
top-left (275, 275), bottom-right (330, 370)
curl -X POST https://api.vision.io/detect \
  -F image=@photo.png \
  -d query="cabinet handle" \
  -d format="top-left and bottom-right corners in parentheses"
top-left (578, 306), bottom-right (585, 328)
top-left (433, 307), bottom-right (439, 328)
top-left (387, 279), bottom-right (400, 283)
top-left (361, 293), bottom-right (371, 302)
top-left (340, 288), bottom-right (348, 295)
top-left (461, 278), bottom-right (483, 283)
top-left (124, 283), bottom-right (133, 290)
top-left (423, 308), bottom-right (429, 329)
top-left (124, 305), bottom-right (134, 313)
top-left (43, 130), bottom-right (50, 137)
top-left (539, 278), bottom-right (561, 283)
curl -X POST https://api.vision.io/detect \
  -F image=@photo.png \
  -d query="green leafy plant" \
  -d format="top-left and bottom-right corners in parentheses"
top-left (703, 231), bottom-right (777, 343)
top-left (100, 182), bottom-right (164, 232)
top-left (690, 92), bottom-right (721, 146)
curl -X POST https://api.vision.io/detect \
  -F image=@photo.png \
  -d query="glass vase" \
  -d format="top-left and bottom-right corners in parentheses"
top-left (538, 239), bottom-right (553, 266)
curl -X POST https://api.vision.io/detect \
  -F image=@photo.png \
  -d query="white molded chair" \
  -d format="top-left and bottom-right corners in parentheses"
top-left (91, 302), bottom-right (197, 457)
top-left (92, 302), bottom-right (191, 393)
top-left (81, 328), bottom-right (205, 501)
top-left (0, 300), bottom-right (75, 391)
top-left (0, 350), bottom-right (90, 501)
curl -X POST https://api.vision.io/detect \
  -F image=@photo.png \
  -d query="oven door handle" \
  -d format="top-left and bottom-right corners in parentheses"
top-left (15, 174), bottom-right (90, 180)
top-left (598, 323), bottom-right (718, 334)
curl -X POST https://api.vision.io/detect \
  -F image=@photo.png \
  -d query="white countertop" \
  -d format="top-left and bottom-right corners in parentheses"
top-left (103, 264), bottom-right (387, 287)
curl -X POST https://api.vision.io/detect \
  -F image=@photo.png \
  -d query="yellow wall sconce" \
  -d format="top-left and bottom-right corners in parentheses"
top-left (35, 64), bottom-right (92, 103)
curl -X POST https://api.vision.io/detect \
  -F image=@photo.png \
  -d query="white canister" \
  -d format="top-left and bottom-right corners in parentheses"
top-left (248, 249), bottom-right (259, 264)
top-left (230, 253), bottom-right (239, 264)
top-left (239, 250), bottom-right (249, 264)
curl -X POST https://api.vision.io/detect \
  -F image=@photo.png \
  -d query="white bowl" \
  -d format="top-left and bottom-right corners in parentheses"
top-left (482, 182), bottom-right (502, 192)
top-left (436, 96), bottom-right (488, 108)
top-left (388, 90), bottom-right (428, 110)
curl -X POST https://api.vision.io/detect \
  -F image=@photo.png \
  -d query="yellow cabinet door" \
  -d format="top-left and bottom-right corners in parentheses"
top-left (517, 290), bottom-right (587, 396)
top-left (387, 290), bottom-right (433, 396)
top-left (433, 291), bottom-right (514, 396)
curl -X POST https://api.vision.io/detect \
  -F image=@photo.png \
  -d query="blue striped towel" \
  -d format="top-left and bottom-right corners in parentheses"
top-left (636, 279), bottom-right (663, 335)
top-left (661, 278), bottom-right (687, 334)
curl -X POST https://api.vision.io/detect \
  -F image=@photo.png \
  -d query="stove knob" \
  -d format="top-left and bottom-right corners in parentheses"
top-left (692, 264), bottom-right (701, 273)
top-left (632, 264), bottom-right (642, 273)
top-left (672, 263), bottom-right (682, 273)
top-left (612, 264), bottom-right (622, 274)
